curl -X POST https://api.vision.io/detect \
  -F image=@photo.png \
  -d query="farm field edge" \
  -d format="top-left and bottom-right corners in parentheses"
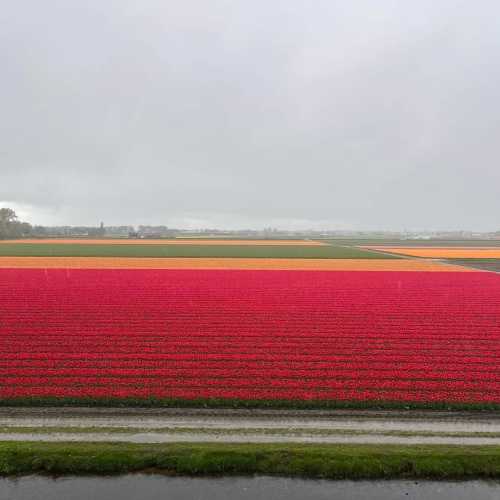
top-left (0, 397), bottom-right (499, 411)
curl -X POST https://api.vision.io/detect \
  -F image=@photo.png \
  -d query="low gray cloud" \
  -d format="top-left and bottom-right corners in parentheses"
top-left (1, 0), bottom-right (499, 230)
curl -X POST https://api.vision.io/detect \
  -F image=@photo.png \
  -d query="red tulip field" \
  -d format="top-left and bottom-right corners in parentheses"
top-left (1, 268), bottom-right (499, 407)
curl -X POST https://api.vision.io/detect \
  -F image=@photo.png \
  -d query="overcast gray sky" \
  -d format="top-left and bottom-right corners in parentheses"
top-left (1, 1), bottom-right (499, 230)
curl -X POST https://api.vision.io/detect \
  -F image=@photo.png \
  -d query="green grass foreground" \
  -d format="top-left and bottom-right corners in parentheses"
top-left (0, 397), bottom-right (498, 412)
top-left (1, 442), bottom-right (500, 479)
top-left (0, 243), bottom-right (396, 259)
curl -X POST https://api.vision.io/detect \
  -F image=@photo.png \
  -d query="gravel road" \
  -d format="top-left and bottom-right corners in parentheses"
top-left (1, 407), bottom-right (499, 445)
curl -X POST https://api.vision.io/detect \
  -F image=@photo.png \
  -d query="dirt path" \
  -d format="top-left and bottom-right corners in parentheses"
top-left (1, 407), bottom-right (499, 445)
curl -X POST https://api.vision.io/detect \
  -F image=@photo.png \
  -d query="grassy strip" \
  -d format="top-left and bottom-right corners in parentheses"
top-left (2, 426), bottom-right (500, 439)
top-left (0, 243), bottom-right (397, 259)
top-left (0, 442), bottom-right (500, 478)
top-left (0, 397), bottom-right (498, 411)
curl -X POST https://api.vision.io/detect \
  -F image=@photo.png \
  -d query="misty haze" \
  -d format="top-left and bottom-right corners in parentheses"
top-left (2, 1), bottom-right (500, 232)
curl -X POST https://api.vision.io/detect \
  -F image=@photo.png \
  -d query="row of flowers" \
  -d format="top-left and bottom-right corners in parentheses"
top-left (1, 268), bottom-right (499, 404)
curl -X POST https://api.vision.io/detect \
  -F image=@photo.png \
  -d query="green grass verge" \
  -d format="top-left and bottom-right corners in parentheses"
top-left (0, 397), bottom-right (498, 411)
top-left (1, 442), bottom-right (500, 478)
top-left (0, 243), bottom-right (397, 259)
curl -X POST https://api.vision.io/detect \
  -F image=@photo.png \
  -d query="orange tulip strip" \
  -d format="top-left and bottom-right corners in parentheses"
top-left (0, 238), bottom-right (327, 246)
top-left (364, 247), bottom-right (500, 259)
top-left (0, 257), bottom-right (472, 271)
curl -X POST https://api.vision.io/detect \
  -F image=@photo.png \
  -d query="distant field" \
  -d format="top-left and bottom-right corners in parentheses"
top-left (322, 239), bottom-right (500, 247)
top-left (365, 247), bottom-right (500, 259)
top-left (0, 243), bottom-right (395, 259)
top-left (0, 238), bottom-right (326, 246)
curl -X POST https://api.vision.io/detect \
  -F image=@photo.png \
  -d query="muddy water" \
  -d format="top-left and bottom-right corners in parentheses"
top-left (1, 476), bottom-right (500, 500)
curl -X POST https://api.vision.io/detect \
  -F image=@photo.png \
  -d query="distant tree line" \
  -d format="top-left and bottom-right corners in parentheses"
top-left (0, 207), bottom-right (110, 239)
top-left (3, 205), bottom-right (500, 240)
top-left (0, 207), bottom-right (106, 239)
top-left (0, 208), bottom-right (33, 239)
